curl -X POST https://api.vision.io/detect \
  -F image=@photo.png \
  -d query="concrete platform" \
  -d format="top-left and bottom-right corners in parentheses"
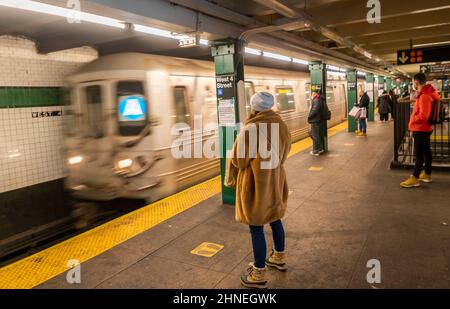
top-left (38, 121), bottom-right (450, 289)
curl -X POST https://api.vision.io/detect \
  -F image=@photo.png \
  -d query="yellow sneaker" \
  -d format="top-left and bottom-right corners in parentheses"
top-left (356, 132), bottom-right (367, 137)
top-left (400, 176), bottom-right (420, 188)
top-left (419, 171), bottom-right (432, 183)
top-left (355, 130), bottom-right (361, 134)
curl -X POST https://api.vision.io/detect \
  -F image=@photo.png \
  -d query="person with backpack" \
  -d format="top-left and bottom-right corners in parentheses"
top-left (308, 90), bottom-right (327, 156)
top-left (400, 73), bottom-right (441, 188)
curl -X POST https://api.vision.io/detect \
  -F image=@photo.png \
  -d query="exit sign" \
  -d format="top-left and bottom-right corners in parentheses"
top-left (397, 46), bottom-right (450, 65)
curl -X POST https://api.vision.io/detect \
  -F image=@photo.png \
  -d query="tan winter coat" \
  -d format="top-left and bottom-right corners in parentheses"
top-left (232, 110), bottom-right (292, 226)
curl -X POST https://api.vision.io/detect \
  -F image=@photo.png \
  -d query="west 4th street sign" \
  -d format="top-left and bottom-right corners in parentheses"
top-left (397, 46), bottom-right (450, 65)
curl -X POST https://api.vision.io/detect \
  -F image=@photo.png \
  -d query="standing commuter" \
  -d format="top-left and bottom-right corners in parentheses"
top-left (308, 90), bottom-right (325, 156)
top-left (377, 90), bottom-right (391, 122)
top-left (389, 89), bottom-right (398, 120)
top-left (232, 92), bottom-right (291, 289)
top-left (400, 73), bottom-right (440, 188)
top-left (356, 90), bottom-right (370, 137)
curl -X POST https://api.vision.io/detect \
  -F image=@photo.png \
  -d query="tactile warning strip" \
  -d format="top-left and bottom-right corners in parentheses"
top-left (0, 122), bottom-right (347, 289)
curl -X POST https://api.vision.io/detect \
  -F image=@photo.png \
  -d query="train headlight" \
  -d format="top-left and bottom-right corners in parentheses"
top-left (68, 155), bottom-right (83, 165)
top-left (117, 158), bottom-right (133, 169)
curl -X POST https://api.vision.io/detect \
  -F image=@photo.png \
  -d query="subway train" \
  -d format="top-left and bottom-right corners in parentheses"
top-left (64, 53), bottom-right (349, 203)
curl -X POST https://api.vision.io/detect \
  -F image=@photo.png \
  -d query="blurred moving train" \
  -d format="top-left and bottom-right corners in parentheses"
top-left (65, 53), bottom-right (350, 203)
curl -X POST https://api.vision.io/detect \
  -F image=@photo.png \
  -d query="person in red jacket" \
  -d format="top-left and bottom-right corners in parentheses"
top-left (400, 73), bottom-right (440, 188)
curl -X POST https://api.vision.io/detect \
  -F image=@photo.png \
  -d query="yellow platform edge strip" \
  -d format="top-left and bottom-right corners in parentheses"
top-left (0, 122), bottom-right (348, 289)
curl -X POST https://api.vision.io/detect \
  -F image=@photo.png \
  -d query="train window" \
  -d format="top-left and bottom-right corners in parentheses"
top-left (173, 86), bottom-right (191, 126)
top-left (245, 81), bottom-right (255, 116)
top-left (116, 81), bottom-right (148, 136)
top-left (305, 83), bottom-right (311, 110)
top-left (326, 86), bottom-right (335, 105)
top-left (84, 85), bottom-right (104, 138)
top-left (275, 86), bottom-right (296, 112)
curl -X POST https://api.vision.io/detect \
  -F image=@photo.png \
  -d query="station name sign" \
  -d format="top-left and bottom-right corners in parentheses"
top-left (397, 46), bottom-right (450, 65)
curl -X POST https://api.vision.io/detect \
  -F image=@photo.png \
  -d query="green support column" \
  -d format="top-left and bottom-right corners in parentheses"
top-left (378, 76), bottom-right (385, 92)
top-left (308, 61), bottom-right (328, 152)
top-left (366, 73), bottom-right (375, 121)
top-left (386, 77), bottom-right (392, 92)
top-left (211, 40), bottom-right (245, 205)
top-left (346, 69), bottom-right (358, 132)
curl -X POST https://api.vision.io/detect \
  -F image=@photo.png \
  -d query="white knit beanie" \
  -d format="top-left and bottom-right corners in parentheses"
top-left (250, 92), bottom-right (275, 112)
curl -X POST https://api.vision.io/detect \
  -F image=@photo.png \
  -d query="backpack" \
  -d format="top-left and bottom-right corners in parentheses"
top-left (323, 101), bottom-right (331, 121)
top-left (428, 99), bottom-right (444, 125)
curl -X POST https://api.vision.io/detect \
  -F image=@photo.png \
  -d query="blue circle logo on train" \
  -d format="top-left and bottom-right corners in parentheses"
top-left (118, 96), bottom-right (147, 121)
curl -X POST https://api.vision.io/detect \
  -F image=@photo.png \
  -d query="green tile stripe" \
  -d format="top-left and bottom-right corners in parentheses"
top-left (0, 87), bottom-right (69, 108)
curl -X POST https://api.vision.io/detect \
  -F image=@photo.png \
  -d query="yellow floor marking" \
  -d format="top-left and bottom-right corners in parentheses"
top-left (431, 135), bottom-right (449, 141)
top-left (308, 166), bottom-right (324, 172)
top-left (190, 242), bottom-right (224, 258)
top-left (0, 122), bottom-right (347, 289)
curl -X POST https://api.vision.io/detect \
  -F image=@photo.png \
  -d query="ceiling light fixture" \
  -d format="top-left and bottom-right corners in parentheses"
top-left (0, 0), bottom-right (126, 28)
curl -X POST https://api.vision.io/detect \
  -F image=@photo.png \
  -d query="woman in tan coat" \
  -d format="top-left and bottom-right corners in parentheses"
top-left (232, 92), bottom-right (291, 289)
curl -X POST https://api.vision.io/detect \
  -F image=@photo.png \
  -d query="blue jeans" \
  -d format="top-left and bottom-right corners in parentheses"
top-left (249, 220), bottom-right (285, 268)
top-left (359, 118), bottom-right (367, 133)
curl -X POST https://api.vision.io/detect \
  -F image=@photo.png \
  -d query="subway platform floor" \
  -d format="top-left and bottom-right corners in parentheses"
top-left (11, 121), bottom-right (450, 289)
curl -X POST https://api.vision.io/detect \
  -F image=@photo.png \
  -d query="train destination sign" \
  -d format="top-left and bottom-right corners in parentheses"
top-left (397, 46), bottom-right (450, 65)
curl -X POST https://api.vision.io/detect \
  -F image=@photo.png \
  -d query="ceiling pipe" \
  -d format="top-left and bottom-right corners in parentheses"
top-left (252, 0), bottom-right (396, 73)
top-left (167, 0), bottom-right (390, 75)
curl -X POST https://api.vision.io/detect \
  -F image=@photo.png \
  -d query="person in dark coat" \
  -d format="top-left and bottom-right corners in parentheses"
top-left (307, 90), bottom-right (324, 156)
top-left (356, 90), bottom-right (370, 136)
top-left (377, 90), bottom-right (391, 122)
top-left (389, 89), bottom-right (398, 120)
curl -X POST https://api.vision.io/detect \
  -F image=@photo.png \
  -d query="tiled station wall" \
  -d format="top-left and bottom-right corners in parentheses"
top-left (0, 36), bottom-right (98, 193)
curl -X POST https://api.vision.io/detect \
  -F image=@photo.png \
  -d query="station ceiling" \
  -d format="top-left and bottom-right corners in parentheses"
top-left (1, 0), bottom-right (450, 77)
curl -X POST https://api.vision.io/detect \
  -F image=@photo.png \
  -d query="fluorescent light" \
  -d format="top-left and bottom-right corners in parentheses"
top-left (245, 47), bottom-right (262, 55)
top-left (327, 65), bottom-right (340, 71)
top-left (293, 58), bottom-right (309, 65)
top-left (0, 0), bottom-right (126, 28)
top-left (328, 71), bottom-right (346, 77)
top-left (413, 41), bottom-right (450, 48)
top-left (134, 24), bottom-right (189, 39)
top-left (199, 39), bottom-right (209, 46)
top-left (364, 51), bottom-right (373, 59)
top-left (263, 51), bottom-right (291, 62)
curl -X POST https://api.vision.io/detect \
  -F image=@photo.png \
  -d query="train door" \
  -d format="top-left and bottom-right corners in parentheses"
top-left (171, 85), bottom-right (194, 185)
top-left (77, 81), bottom-right (114, 162)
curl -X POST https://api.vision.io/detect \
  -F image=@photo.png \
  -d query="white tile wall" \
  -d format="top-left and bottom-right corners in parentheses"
top-left (0, 106), bottom-right (70, 193)
top-left (0, 35), bottom-right (98, 193)
top-left (0, 35), bottom-right (98, 87)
